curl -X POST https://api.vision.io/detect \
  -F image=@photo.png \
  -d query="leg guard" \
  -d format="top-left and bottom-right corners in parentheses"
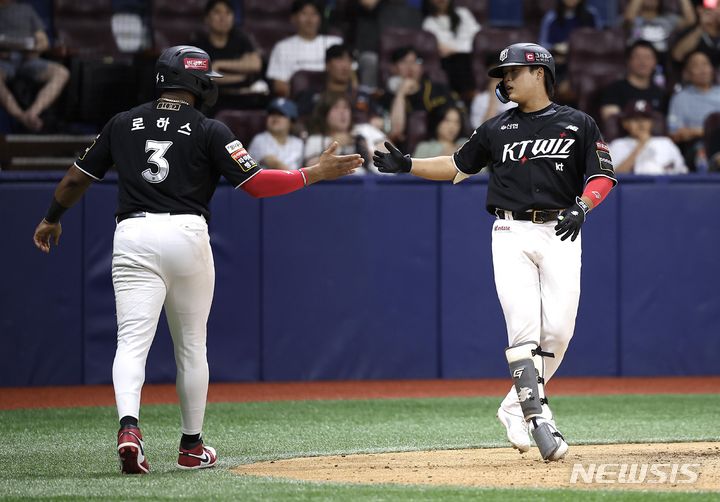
top-left (505, 341), bottom-right (553, 421)
top-left (530, 418), bottom-right (568, 461)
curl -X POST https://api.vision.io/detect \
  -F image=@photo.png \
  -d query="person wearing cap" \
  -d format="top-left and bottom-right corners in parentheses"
top-left (248, 98), bottom-right (304, 170)
top-left (374, 42), bottom-right (617, 462)
top-left (610, 99), bottom-right (687, 174)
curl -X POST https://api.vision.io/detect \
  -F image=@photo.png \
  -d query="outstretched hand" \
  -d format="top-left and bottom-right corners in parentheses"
top-left (33, 219), bottom-right (62, 253)
top-left (373, 141), bottom-right (412, 173)
top-left (312, 141), bottom-right (363, 181)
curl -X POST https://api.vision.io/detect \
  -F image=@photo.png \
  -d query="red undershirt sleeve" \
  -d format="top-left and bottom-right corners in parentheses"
top-left (240, 168), bottom-right (308, 198)
top-left (582, 177), bottom-right (614, 209)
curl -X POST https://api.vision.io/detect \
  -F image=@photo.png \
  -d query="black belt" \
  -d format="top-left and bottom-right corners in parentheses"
top-left (495, 209), bottom-right (561, 224)
top-left (116, 211), bottom-right (202, 224)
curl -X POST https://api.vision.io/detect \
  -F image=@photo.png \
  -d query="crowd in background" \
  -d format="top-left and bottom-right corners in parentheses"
top-left (3, 0), bottom-right (720, 174)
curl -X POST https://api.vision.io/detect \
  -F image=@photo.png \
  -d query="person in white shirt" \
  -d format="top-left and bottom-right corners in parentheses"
top-left (421, 0), bottom-right (480, 99)
top-left (609, 99), bottom-right (687, 175)
top-left (248, 98), bottom-right (304, 170)
top-left (266, 0), bottom-right (342, 98)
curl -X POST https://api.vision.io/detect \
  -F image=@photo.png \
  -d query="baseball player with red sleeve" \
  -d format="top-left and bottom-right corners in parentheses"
top-left (32, 46), bottom-right (362, 475)
top-left (374, 43), bottom-right (617, 461)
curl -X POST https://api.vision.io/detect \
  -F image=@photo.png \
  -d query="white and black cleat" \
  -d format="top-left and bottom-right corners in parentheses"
top-left (496, 406), bottom-right (531, 453)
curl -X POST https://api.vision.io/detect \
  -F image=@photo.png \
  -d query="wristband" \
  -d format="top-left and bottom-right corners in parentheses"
top-left (575, 196), bottom-right (589, 215)
top-left (44, 197), bottom-right (68, 224)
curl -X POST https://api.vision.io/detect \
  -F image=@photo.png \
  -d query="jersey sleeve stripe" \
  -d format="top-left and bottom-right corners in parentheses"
top-left (585, 173), bottom-right (617, 187)
top-left (234, 168), bottom-right (262, 189)
top-left (73, 162), bottom-right (102, 181)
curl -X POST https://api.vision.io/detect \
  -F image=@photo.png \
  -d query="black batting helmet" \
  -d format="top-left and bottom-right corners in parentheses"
top-left (488, 43), bottom-right (555, 83)
top-left (155, 45), bottom-right (223, 108)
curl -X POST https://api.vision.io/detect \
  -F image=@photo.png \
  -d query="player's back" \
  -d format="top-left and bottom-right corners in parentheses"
top-left (106, 99), bottom-right (222, 219)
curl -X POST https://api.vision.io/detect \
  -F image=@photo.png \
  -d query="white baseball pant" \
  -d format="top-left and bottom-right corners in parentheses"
top-left (111, 213), bottom-right (214, 435)
top-left (491, 217), bottom-right (582, 420)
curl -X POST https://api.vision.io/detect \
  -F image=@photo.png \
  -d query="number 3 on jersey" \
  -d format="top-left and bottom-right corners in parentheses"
top-left (143, 140), bottom-right (173, 183)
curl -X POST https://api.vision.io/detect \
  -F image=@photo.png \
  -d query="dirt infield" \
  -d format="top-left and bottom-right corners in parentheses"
top-left (2, 376), bottom-right (720, 410)
top-left (234, 442), bottom-right (720, 492)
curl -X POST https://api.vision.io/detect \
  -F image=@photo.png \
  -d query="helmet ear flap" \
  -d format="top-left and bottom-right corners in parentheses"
top-left (495, 81), bottom-right (511, 104)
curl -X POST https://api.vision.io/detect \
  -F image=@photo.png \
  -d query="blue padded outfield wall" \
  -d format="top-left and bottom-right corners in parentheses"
top-left (1, 173), bottom-right (719, 386)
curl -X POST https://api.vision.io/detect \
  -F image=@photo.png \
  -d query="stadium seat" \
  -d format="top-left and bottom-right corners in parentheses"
top-left (522, 0), bottom-right (554, 32)
top-left (471, 27), bottom-right (535, 90)
top-left (404, 110), bottom-right (428, 156)
top-left (379, 27), bottom-right (447, 86)
top-left (242, 19), bottom-right (296, 59)
top-left (568, 27), bottom-right (626, 72)
top-left (243, 0), bottom-right (294, 19)
top-left (214, 109), bottom-right (268, 144)
top-left (151, 0), bottom-right (206, 49)
top-left (702, 111), bottom-right (720, 160)
top-left (54, 0), bottom-right (120, 56)
top-left (489, 0), bottom-right (525, 27)
top-left (454, 0), bottom-right (488, 24)
top-left (290, 70), bottom-right (326, 102)
top-left (571, 64), bottom-right (626, 122)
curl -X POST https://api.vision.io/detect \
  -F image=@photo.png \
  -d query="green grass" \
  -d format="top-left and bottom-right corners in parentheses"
top-left (1, 394), bottom-right (718, 501)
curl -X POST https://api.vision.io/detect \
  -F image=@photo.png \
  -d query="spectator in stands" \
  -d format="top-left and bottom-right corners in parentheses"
top-left (599, 40), bottom-right (668, 122)
top-left (0, 0), bottom-right (69, 132)
top-left (266, 0), bottom-right (342, 98)
top-left (295, 44), bottom-right (357, 117)
top-left (624, 0), bottom-right (695, 63)
top-left (248, 98), bottom-right (304, 171)
top-left (304, 92), bottom-right (383, 173)
top-left (668, 50), bottom-right (720, 170)
top-left (470, 54), bottom-right (517, 128)
top-left (383, 46), bottom-right (462, 144)
top-left (413, 104), bottom-right (467, 158)
top-left (334, 0), bottom-right (422, 91)
top-left (193, 0), bottom-right (266, 112)
top-left (421, 0), bottom-right (481, 100)
top-left (609, 99), bottom-right (688, 174)
top-left (671, 0), bottom-right (720, 68)
top-left (539, 0), bottom-right (601, 101)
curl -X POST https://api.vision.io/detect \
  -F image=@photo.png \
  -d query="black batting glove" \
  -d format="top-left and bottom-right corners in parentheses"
top-left (373, 141), bottom-right (412, 173)
top-left (554, 197), bottom-right (590, 242)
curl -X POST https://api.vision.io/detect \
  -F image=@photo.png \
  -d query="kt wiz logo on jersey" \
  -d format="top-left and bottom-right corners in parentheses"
top-left (501, 138), bottom-right (576, 163)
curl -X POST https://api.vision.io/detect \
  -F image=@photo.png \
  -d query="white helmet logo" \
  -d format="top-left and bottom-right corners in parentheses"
top-left (500, 49), bottom-right (509, 62)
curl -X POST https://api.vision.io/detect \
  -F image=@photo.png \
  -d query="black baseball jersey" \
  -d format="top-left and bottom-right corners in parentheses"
top-left (453, 103), bottom-right (617, 214)
top-left (75, 99), bottom-right (261, 220)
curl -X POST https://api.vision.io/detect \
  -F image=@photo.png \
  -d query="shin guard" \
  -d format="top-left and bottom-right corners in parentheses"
top-left (505, 342), bottom-right (553, 421)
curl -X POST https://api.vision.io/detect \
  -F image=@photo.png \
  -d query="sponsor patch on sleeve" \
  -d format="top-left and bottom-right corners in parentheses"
top-left (225, 140), bottom-right (243, 153)
top-left (596, 141), bottom-right (609, 152)
top-left (595, 149), bottom-right (614, 173)
top-left (230, 147), bottom-right (258, 172)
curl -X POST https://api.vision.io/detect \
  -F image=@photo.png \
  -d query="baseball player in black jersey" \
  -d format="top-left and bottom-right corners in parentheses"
top-left (33, 45), bottom-right (362, 474)
top-left (374, 43), bottom-right (617, 461)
